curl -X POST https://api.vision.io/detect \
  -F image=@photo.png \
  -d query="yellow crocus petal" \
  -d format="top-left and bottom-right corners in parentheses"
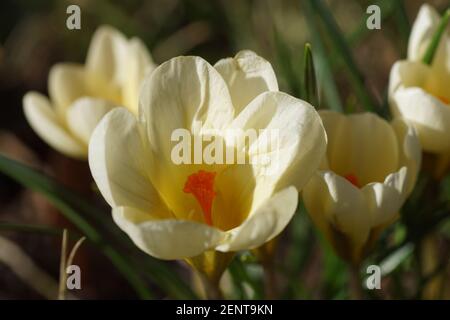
top-left (319, 111), bottom-right (399, 186)
top-left (303, 112), bottom-right (421, 264)
top-left (304, 171), bottom-right (370, 252)
top-left (392, 88), bottom-right (450, 153)
top-left (123, 38), bottom-right (156, 114)
top-left (89, 107), bottom-right (170, 216)
top-left (112, 207), bottom-right (224, 260)
top-left (49, 63), bottom-right (87, 114)
top-left (361, 168), bottom-right (407, 228)
top-left (216, 186), bottom-right (298, 252)
top-left (408, 4), bottom-right (441, 61)
top-left (214, 50), bottom-right (278, 115)
top-left (23, 92), bottom-right (86, 158)
top-left (139, 56), bottom-right (235, 153)
top-left (85, 25), bottom-right (128, 86)
top-left (391, 118), bottom-right (422, 194)
top-left (66, 97), bottom-right (116, 145)
top-left (229, 91), bottom-right (327, 208)
top-left (389, 4), bottom-right (450, 160)
top-left (23, 26), bottom-right (153, 160)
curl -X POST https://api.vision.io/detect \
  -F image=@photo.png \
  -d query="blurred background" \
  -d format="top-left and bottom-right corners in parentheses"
top-left (0, 0), bottom-right (449, 299)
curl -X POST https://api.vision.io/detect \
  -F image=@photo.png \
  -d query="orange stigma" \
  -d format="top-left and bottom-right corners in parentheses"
top-left (183, 170), bottom-right (216, 226)
top-left (437, 95), bottom-right (449, 105)
top-left (344, 174), bottom-right (360, 188)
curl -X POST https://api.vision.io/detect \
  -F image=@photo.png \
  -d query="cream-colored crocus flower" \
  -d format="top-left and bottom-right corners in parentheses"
top-left (389, 4), bottom-right (449, 155)
top-left (23, 25), bottom-right (155, 159)
top-left (88, 54), bottom-right (327, 281)
top-left (303, 111), bottom-right (421, 265)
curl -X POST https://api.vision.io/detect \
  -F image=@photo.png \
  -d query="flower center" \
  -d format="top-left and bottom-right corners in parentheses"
top-left (344, 174), bottom-right (360, 188)
top-left (183, 170), bottom-right (216, 226)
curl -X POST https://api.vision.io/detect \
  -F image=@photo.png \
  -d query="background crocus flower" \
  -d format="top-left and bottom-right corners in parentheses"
top-left (389, 4), bottom-right (449, 155)
top-left (23, 25), bottom-right (155, 159)
top-left (88, 54), bottom-right (326, 283)
top-left (302, 111), bottom-right (421, 265)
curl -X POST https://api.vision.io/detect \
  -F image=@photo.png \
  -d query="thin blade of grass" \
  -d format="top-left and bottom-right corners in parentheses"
top-left (308, 0), bottom-right (378, 112)
top-left (302, 0), bottom-right (343, 111)
top-left (422, 9), bottom-right (450, 65)
top-left (302, 43), bottom-right (319, 107)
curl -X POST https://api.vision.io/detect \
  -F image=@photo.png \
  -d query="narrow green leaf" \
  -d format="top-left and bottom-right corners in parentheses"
top-left (302, 43), bottom-right (319, 107)
top-left (422, 9), bottom-right (450, 65)
top-left (308, 0), bottom-right (378, 112)
top-left (302, 0), bottom-right (343, 111)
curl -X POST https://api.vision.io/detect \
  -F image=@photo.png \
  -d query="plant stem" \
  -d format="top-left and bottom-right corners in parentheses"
top-left (349, 265), bottom-right (364, 300)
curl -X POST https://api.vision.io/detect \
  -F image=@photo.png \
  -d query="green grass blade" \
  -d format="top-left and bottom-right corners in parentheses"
top-left (308, 0), bottom-right (378, 112)
top-left (422, 9), bottom-right (450, 65)
top-left (302, 43), bottom-right (319, 107)
top-left (302, 0), bottom-right (343, 111)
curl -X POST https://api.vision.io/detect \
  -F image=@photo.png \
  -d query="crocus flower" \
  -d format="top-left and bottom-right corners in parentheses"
top-left (389, 4), bottom-right (449, 156)
top-left (88, 54), bottom-right (327, 280)
top-left (23, 25), bottom-right (155, 159)
top-left (302, 111), bottom-right (421, 264)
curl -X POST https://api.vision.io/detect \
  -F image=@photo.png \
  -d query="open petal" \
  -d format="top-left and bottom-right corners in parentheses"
top-left (215, 186), bottom-right (297, 252)
top-left (408, 4), bottom-right (440, 61)
top-left (66, 97), bottom-right (116, 145)
top-left (86, 25), bottom-right (129, 87)
top-left (89, 107), bottom-right (171, 217)
top-left (228, 92), bottom-right (326, 207)
top-left (303, 171), bottom-right (371, 248)
top-left (113, 206), bottom-right (224, 260)
top-left (319, 111), bottom-right (399, 186)
top-left (139, 56), bottom-right (234, 158)
top-left (391, 118), bottom-right (421, 194)
top-left (23, 92), bottom-right (86, 158)
top-left (214, 50), bottom-right (278, 114)
top-left (391, 87), bottom-right (450, 153)
top-left (122, 38), bottom-right (155, 114)
top-left (49, 64), bottom-right (121, 115)
top-left (361, 167), bottom-right (407, 228)
top-left (388, 60), bottom-right (430, 96)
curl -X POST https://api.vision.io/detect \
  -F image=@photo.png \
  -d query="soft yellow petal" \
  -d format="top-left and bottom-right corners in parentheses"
top-left (391, 87), bottom-right (450, 153)
top-left (303, 171), bottom-right (370, 249)
top-left (66, 97), bottom-right (116, 145)
top-left (319, 110), bottom-right (399, 186)
top-left (48, 63), bottom-right (88, 113)
top-left (122, 38), bottom-right (155, 114)
top-left (216, 186), bottom-right (298, 252)
top-left (139, 56), bottom-right (234, 156)
top-left (112, 206), bottom-right (224, 260)
top-left (388, 60), bottom-right (430, 97)
top-left (214, 50), bottom-right (278, 114)
top-left (361, 167), bottom-right (407, 228)
top-left (391, 118), bottom-right (421, 194)
top-left (23, 92), bottom-right (86, 158)
top-left (228, 92), bottom-right (327, 207)
top-left (408, 4), bottom-right (441, 61)
top-left (88, 107), bottom-right (171, 216)
top-left (49, 64), bottom-right (120, 114)
top-left (86, 25), bottom-right (129, 86)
